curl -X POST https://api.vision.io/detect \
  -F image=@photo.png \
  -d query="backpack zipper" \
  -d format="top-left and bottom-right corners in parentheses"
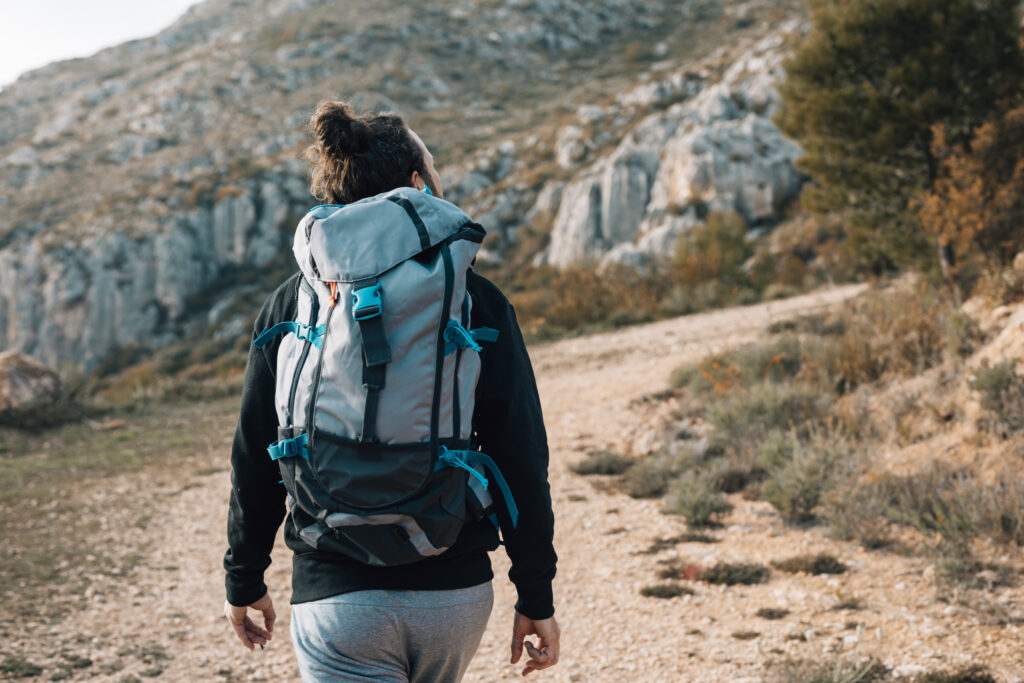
top-left (305, 282), bottom-right (339, 453)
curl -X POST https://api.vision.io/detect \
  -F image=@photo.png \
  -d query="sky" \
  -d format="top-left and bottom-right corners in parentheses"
top-left (0, 0), bottom-right (201, 88)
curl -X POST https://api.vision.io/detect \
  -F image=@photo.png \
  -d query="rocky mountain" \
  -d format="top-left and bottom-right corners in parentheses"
top-left (0, 0), bottom-right (805, 371)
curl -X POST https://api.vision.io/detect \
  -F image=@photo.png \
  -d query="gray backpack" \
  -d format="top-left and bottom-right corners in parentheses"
top-left (253, 187), bottom-right (518, 566)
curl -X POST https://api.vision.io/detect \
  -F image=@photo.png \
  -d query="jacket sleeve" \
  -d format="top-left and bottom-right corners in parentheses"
top-left (473, 298), bottom-right (557, 620)
top-left (223, 314), bottom-right (289, 607)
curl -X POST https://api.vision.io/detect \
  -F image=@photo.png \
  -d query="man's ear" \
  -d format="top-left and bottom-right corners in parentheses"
top-left (410, 170), bottom-right (423, 190)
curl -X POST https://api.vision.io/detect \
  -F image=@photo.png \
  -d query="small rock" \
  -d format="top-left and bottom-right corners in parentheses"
top-left (892, 664), bottom-right (928, 677)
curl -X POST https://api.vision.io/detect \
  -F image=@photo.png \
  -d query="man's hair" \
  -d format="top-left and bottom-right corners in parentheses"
top-left (305, 100), bottom-right (426, 204)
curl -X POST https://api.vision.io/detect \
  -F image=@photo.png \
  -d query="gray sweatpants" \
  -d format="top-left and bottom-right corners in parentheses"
top-left (290, 582), bottom-right (494, 682)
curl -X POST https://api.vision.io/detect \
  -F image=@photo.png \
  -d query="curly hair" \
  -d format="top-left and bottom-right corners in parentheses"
top-left (305, 100), bottom-right (426, 204)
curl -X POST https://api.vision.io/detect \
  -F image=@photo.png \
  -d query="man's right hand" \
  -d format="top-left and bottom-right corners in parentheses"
top-left (510, 611), bottom-right (560, 676)
top-left (224, 592), bottom-right (276, 651)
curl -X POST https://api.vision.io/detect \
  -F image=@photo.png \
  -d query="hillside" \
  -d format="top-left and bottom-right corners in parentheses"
top-left (0, 0), bottom-right (805, 371)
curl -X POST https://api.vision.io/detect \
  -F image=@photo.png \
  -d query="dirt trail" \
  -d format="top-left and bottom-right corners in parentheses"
top-left (22, 282), bottom-right (1024, 682)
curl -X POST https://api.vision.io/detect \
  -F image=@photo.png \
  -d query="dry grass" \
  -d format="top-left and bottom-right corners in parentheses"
top-left (0, 396), bottom-right (238, 622)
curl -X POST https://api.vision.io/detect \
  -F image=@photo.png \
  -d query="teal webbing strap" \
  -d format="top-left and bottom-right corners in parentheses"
top-left (353, 280), bottom-right (390, 443)
top-left (436, 447), bottom-right (519, 528)
top-left (471, 327), bottom-right (499, 344)
top-left (253, 322), bottom-right (326, 349)
top-left (267, 433), bottom-right (309, 461)
top-left (443, 323), bottom-right (499, 356)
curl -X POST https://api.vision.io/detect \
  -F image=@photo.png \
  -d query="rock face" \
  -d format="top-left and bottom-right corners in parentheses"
top-left (0, 0), bottom-right (804, 371)
top-left (542, 29), bottom-right (806, 268)
top-left (0, 173), bottom-right (310, 369)
top-left (0, 351), bottom-right (60, 410)
top-left (0, 0), bottom-right (713, 371)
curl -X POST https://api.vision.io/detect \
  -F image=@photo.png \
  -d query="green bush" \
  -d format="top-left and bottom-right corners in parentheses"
top-left (667, 470), bottom-right (733, 527)
top-left (708, 382), bottom-right (824, 449)
top-left (821, 479), bottom-right (893, 549)
top-left (761, 436), bottom-right (839, 523)
top-left (971, 360), bottom-right (1024, 432)
top-left (619, 445), bottom-right (697, 499)
top-left (569, 451), bottom-right (633, 476)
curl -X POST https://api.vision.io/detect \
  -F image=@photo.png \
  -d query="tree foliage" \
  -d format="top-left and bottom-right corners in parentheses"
top-left (775, 0), bottom-right (1024, 272)
top-left (918, 105), bottom-right (1024, 283)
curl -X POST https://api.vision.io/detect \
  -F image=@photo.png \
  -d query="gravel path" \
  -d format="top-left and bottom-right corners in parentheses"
top-left (23, 283), bottom-right (1024, 682)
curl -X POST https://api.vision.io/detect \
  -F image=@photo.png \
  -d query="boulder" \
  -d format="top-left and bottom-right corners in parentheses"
top-left (0, 351), bottom-right (61, 411)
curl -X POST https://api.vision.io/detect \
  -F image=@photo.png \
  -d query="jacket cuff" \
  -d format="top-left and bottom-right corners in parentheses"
top-left (514, 582), bottom-right (554, 620)
top-left (226, 578), bottom-right (268, 608)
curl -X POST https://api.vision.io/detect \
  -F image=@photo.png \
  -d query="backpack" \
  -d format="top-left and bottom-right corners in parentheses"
top-left (253, 187), bottom-right (518, 566)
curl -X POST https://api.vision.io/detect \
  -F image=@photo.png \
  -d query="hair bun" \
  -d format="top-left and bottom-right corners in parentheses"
top-left (311, 101), bottom-right (372, 158)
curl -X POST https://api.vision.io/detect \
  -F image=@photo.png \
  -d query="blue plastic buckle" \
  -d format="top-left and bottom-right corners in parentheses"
top-left (352, 285), bottom-right (382, 321)
top-left (267, 433), bottom-right (309, 461)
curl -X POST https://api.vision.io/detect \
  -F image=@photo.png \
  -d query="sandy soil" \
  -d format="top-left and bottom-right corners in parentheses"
top-left (12, 282), bottom-right (1024, 682)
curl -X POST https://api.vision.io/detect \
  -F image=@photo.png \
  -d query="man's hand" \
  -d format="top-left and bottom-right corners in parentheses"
top-left (510, 611), bottom-right (560, 677)
top-left (224, 592), bottom-right (276, 651)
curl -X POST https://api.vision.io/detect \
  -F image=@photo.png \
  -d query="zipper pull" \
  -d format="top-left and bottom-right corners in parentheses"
top-left (328, 282), bottom-right (339, 309)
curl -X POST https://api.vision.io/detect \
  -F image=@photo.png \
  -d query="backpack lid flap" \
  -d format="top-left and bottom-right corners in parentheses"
top-left (295, 187), bottom-right (480, 283)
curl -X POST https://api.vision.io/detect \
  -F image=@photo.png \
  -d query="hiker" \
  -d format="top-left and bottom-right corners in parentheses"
top-left (222, 100), bottom-right (559, 682)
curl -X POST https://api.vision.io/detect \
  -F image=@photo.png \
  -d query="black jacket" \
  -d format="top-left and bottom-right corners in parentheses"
top-left (223, 270), bottom-right (556, 619)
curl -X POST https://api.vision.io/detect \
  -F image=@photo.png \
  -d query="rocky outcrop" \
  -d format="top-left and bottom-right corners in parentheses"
top-left (0, 172), bottom-right (310, 369)
top-left (0, 0), bottom-right (799, 371)
top-left (541, 28), bottom-right (806, 268)
top-left (0, 351), bottom-right (60, 410)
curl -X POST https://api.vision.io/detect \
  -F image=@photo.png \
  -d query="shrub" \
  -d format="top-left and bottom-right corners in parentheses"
top-left (798, 280), bottom-right (982, 393)
top-left (756, 430), bottom-right (799, 471)
top-left (770, 657), bottom-right (888, 683)
top-left (570, 450), bottom-right (633, 476)
top-left (760, 434), bottom-right (841, 523)
top-left (672, 336), bottom-right (804, 397)
top-left (699, 562), bottom-right (771, 586)
top-left (640, 583), bottom-right (694, 599)
top-left (919, 105), bottom-right (1024, 287)
top-left (913, 665), bottom-right (999, 683)
top-left (619, 444), bottom-right (697, 499)
top-left (971, 360), bottom-right (1024, 433)
top-left (672, 211), bottom-right (753, 289)
top-left (771, 554), bottom-right (848, 575)
top-left (708, 382), bottom-right (824, 450)
top-left (667, 471), bottom-right (733, 527)
top-left (821, 479), bottom-right (892, 549)
top-left (826, 462), bottom-right (1024, 556)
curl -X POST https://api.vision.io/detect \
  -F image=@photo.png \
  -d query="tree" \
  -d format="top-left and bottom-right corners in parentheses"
top-left (775, 0), bottom-right (1024, 273)
top-left (918, 104), bottom-right (1024, 283)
